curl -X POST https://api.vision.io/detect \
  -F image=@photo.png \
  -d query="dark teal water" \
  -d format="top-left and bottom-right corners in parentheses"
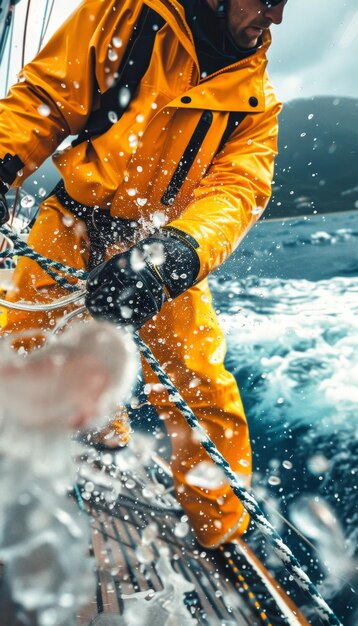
top-left (210, 210), bottom-right (358, 624)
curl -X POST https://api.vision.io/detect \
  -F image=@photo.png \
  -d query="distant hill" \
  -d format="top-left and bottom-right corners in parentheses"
top-left (265, 96), bottom-right (358, 219)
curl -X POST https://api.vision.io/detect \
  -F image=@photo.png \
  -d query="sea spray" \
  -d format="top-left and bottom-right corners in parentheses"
top-left (0, 323), bottom-right (137, 625)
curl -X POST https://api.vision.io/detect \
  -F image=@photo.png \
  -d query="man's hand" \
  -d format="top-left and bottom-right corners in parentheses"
top-left (0, 181), bottom-right (9, 226)
top-left (85, 231), bottom-right (200, 329)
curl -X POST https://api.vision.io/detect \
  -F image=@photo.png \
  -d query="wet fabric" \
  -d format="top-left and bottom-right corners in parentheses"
top-left (3, 193), bottom-right (251, 546)
top-left (0, 0), bottom-right (281, 283)
top-left (0, 0), bottom-right (281, 547)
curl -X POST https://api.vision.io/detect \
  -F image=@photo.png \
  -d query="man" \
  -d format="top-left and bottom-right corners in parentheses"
top-left (0, 0), bottom-right (285, 548)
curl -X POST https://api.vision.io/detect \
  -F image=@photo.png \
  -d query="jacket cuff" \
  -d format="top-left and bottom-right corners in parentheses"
top-left (0, 153), bottom-right (25, 186)
top-left (0, 180), bottom-right (9, 195)
top-left (138, 230), bottom-right (200, 299)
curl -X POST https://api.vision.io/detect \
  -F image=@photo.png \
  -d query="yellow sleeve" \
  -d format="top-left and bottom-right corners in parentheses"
top-left (0, 0), bottom-right (136, 185)
top-left (168, 90), bottom-right (282, 282)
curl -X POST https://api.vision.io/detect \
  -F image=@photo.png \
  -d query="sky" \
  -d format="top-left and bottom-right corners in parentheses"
top-left (1, 0), bottom-right (357, 102)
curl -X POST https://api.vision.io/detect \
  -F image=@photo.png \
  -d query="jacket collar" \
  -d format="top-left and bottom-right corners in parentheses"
top-left (145, 0), bottom-right (271, 112)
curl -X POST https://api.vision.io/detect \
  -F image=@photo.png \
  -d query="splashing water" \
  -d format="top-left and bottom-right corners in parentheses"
top-left (0, 323), bottom-right (138, 625)
top-left (209, 211), bottom-right (358, 621)
top-left (121, 548), bottom-right (197, 626)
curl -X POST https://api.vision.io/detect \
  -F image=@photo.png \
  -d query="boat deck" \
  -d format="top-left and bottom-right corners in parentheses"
top-left (75, 443), bottom-right (310, 626)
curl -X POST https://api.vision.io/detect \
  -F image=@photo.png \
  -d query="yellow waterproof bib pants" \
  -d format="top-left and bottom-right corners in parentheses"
top-left (2, 193), bottom-right (251, 547)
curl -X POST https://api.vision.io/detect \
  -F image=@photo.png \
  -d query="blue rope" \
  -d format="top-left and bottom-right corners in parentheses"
top-left (1, 225), bottom-right (342, 626)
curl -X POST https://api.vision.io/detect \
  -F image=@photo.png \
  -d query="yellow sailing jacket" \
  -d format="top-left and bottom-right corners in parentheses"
top-left (0, 0), bottom-right (282, 281)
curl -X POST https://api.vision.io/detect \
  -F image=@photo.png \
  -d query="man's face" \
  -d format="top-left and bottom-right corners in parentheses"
top-left (207, 0), bottom-right (287, 49)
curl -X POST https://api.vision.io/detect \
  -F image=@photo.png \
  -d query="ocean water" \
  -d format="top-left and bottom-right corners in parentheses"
top-left (210, 210), bottom-right (358, 623)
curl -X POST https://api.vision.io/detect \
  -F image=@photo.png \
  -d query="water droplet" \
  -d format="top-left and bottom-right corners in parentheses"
top-left (186, 461), bottom-right (227, 490)
top-left (251, 206), bottom-right (264, 215)
top-left (152, 211), bottom-right (167, 228)
top-left (188, 376), bottom-right (201, 389)
top-left (142, 486), bottom-right (155, 499)
top-left (144, 241), bottom-right (166, 266)
top-left (119, 87), bottom-right (131, 108)
top-left (62, 214), bottom-right (74, 227)
top-left (108, 110), bottom-right (118, 124)
top-left (283, 460), bottom-right (293, 470)
top-left (120, 305), bottom-right (133, 320)
top-left (102, 453), bottom-right (113, 466)
top-left (142, 523), bottom-right (158, 544)
top-left (136, 545), bottom-right (154, 564)
top-left (174, 521), bottom-right (190, 538)
top-left (125, 478), bottom-right (136, 490)
top-left (20, 194), bottom-right (35, 209)
top-left (112, 36), bottom-right (122, 48)
top-left (268, 475), bottom-right (281, 486)
top-left (130, 248), bottom-right (146, 271)
top-left (59, 593), bottom-right (75, 608)
top-left (37, 104), bottom-right (51, 117)
top-left (128, 133), bottom-right (138, 146)
top-left (307, 454), bottom-right (329, 475)
top-left (136, 197), bottom-right (147, 207)
top-left (108, 48), bottom-right (118, 62)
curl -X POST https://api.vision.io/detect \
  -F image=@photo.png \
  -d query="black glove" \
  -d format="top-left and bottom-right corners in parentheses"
top-left (85, 230), bottom-right (200, 329)
top-left (0, 153), bottom-right (25, 226)
top-left (0, 181), bottom-right (9, 226)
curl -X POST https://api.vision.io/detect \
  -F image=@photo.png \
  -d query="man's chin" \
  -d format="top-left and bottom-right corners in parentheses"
top-left (231, 30), bottom-right (260, 50)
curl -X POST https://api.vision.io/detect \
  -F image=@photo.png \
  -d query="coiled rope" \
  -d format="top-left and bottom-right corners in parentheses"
top-left (0, 224), bottom-right (343, 626)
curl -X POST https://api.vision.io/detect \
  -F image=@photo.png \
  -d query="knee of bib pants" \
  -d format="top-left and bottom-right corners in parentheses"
top-left (140, 279), bottom-right (252, 548)
top-left (1, 195), bottom-right (89, 337)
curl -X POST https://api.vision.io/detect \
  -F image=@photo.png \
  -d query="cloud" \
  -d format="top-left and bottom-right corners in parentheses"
top-left (268, 0), bottom-right (358, 101)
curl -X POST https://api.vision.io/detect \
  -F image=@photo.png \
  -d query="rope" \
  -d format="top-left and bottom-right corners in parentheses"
top-left (4, 4), bottom-right (15, 95)
top-left (135, 336), bottom-right (342, 626)
top-left (0, 226), bottom-right (342, 626)
top-left (21, 0), bottom-right (32, 68)
top-left (38, 0), bottom-right (55, 52)
top-left (0, 225), bottom-right (87, 291)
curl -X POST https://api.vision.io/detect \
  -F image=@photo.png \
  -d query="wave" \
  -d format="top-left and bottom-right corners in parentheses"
top-left (217, 210), bottom-right (358, 281)
top-left (210, 275), bottom-right (358, 433)
top-left (210, 273), bottom-right (358, 609)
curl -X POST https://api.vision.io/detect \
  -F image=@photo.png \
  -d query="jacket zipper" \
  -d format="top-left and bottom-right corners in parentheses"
top-left (161, 110), bottom-right (213, 206)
